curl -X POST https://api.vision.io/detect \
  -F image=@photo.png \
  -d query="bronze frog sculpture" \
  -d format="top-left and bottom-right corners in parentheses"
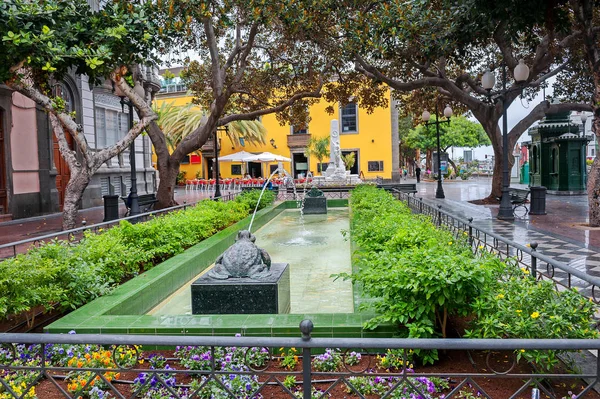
top-left (208, 230), bottom-right (272, 280)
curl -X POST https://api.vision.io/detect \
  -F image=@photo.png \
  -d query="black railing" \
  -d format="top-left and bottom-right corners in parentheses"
top-left (0, 192), bottom-right (241, 260)
top-left (0, 322), bottom-right (598, 399)
top-left (392, 189), bottom-right (600, 304)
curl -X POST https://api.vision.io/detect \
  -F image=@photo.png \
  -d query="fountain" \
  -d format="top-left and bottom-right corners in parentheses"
top-left (192, 165), bottom-right (293, 315)
top-left (191, 229), bottom-right (290, 314)
top-left (302, 186), bottom-right (327, 214)
top-left (320, 119), bottom-right (362, 185)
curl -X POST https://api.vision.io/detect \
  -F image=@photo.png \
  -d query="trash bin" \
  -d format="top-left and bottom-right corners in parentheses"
top-left (103, 195), bottom-right (119, 221)
top-left (529, 186), bottom-right (546, 215)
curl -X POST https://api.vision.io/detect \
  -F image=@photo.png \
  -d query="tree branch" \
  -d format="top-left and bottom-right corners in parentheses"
top-left (9, 67), bottom-right (93, 167)
top-left (219, 87), bottom-right (323, 125)
top-left (204, 16), bottom-right (223, 94)
top-left (494, 22), bottom-right (518, 70)
top-left (508, 100), bottom-right (593, 141)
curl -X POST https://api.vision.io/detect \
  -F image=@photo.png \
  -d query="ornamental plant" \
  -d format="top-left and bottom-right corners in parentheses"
top-left (0, 191), bottom-right (274, 322)
top-left (279, 347), bottom-right (299, 370)
top-left (341, 186), bottom-right (503, 364)
top-left (312, 348), bottom-right (342, 372)
top-left (346, 371), bottom-right (447, 399)
top-left (466, 263), bottom-right (599, 371)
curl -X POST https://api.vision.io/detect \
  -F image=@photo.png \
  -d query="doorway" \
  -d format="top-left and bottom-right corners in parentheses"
top-left (0, 111), bottom-right (7, 214)
top-left (53, 83), bottom-right (75, 211)
top-left (292, 153), bottom-right (308, 178)
top-left (248, 162), bottom-right (263, 178)
top-left (341, 150), bottom-right (359, 175)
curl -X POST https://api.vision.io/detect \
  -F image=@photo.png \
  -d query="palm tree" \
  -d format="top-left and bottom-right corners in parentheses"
top-left (154, 102), bottom-right (267, 151)
top-left (304, 137), bottom-right (330, 175)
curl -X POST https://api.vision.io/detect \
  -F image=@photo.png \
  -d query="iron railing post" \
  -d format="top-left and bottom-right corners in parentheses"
top-left (419, 198), bottom-right (423, 214)
top-left (530, 242), bottom-right (538, 279)
top-left (468, 217), bottom-right (473, 247)
top-left (437, 205), bottom-right (442, 227)
top-left (300, 319), bottom-right (313, 399)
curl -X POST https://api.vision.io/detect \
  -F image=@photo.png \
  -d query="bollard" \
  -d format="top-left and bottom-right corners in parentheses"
top-left (530, 242), bottom-right (538, 279)
top-left (299, 320), bottom-right (313, 399)
top-left (531, 388), bottom-right (540, 399)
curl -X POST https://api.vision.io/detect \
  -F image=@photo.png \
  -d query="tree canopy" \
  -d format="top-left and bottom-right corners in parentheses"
top-left (406, 116), bottom-right (490, 153)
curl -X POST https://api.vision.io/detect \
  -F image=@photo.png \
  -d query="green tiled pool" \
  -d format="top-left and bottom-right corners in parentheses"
top-left (149, 209), bottom-right (353, 316)
top-left (45, 199), bottom-right (396, 338)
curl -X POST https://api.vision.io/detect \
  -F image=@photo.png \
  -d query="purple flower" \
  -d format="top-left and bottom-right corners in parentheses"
top-left (246, 383), bottom-right (252, 391)
top-left (229, 374), bottom-right (236, 380)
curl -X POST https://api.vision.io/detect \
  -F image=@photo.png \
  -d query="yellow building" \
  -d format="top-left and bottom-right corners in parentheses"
top-left (155, 70), bottom-right (399, 182)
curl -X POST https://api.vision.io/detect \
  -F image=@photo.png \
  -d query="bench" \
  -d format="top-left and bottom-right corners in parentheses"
top-left (497, 188), bottom-right (530, 217)
top-left (377, 183), bottom-right (418, 195)
top-left (509, 188), bottom-right (530, 217)
top-left (120, 193), bottom-right (158, 217)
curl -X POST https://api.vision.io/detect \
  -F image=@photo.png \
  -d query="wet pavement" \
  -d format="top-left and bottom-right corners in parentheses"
top-left (0, 188), bottom-right (222, 246)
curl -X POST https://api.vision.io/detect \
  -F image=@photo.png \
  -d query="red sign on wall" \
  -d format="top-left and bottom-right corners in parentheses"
top-left (190, 155), bottom-right (201, 164)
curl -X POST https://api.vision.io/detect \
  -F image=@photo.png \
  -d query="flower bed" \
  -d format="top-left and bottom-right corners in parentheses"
top-left (2, 335), bottom-right (597, 399)
top-left (0, 191), bottom-right (275, 325)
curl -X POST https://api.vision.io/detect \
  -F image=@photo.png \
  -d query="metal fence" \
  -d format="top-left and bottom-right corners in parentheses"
top-left (0, 322), bottom-right (598, 399)
top-left (0, 192), bottom-right (241, 260)
top-left (392, 189), bottom-right (600, 305)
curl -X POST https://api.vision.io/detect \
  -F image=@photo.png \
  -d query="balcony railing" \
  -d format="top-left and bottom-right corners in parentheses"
top-left (287, 133), bottom-right (311, 149)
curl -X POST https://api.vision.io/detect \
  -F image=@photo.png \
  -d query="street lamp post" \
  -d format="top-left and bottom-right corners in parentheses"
top-left (482, 59), bottom-right (529, 220)
top-left (118, 82), bottom-right (146, 216)
top-left (213, 125), bottom-right (228, 200)
top-left (422, 104), bottom-right (453, 199)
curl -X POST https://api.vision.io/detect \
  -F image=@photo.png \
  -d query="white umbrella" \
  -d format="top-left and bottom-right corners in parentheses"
top-left (218, 150), bottom-right (256, 162)
top-left (245, 152), bottom-right (291, 162)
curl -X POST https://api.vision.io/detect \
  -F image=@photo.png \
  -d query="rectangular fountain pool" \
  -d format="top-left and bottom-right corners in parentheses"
top-left (148, 209), bottom-right (353, 315)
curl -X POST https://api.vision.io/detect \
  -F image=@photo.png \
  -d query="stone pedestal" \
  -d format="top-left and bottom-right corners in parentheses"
top-left (303, 197), bottom-right (327, 214)
top-left (191, 263), bottom-right (290, 314)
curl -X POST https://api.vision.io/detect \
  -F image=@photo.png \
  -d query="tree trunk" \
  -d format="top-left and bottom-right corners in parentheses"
top-left (156, 158), bottom-right (180, 209)
top-left (587, 71), bottom-right (600, 225)
top-left (62, 170), bottom-right (90, 230)
top-left (425, 149), bottom-right (432, 173)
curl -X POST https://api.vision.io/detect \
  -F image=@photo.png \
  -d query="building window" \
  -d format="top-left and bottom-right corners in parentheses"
top-left (231, 164), bottom-right (242, 175)
top-left (463, 150), bottom-right (473, 163)
top-left (292, 125), bottom-right (308, 134)
top-left (180, 155), bottom-right (190, 164)
top-left (341, 102), bottom-right (358, 133)
top-left (95, 106), bottom-right (129, 148)
top-left (368, 161), bottom-right (384, 172)
top-left (55, 83), bottom-right (74, 113)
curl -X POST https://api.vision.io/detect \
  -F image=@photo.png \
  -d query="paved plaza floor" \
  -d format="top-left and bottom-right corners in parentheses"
top-left (413, 177), bottom-right (600, 286)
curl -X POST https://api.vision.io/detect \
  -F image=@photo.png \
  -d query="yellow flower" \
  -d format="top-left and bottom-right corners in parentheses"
top-left (448, 241), bottom-right (453, 245)
top-left (531, 312), bottom-right (540, 319)
top-left (520, 349), bottom-right (525, 353)
top-left (463, 231), bottom-right (468, 236)
top-left (516, 309), bottom-right (522, 314)
top-left (478, 245), bottom-right (484, 249)
top-left (291, 347), bottom-right (296, 352)
top-left (496, 294), bottom-right (504, 299)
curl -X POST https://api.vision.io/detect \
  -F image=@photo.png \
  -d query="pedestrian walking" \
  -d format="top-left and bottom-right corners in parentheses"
top-left (415, 166), bottom-right (421, 183)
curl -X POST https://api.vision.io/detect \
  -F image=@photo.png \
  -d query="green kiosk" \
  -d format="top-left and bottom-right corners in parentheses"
top-left (523, 111), bottom-right (590, 195)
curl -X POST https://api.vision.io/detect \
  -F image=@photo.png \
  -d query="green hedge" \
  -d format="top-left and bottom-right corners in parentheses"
top-left (0, 191), bottom-right (274, 321)
top-left (344, 186), bottom-right (597, 367)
